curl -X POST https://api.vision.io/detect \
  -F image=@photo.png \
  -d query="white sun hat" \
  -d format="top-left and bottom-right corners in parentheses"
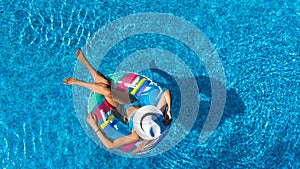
top-left (133, 105), bottom-right (165, 140)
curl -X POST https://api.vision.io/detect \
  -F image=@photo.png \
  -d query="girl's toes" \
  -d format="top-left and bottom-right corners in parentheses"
top-left (64, 78), bottom-right (73, 85)
top-left (63, 78), bottom-right (68, 84)
top-left (76, 50), bottom-right (80, 56)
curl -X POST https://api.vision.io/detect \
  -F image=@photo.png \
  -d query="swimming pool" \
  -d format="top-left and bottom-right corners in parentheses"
top-left (0, 0), bottom-right (299, 168)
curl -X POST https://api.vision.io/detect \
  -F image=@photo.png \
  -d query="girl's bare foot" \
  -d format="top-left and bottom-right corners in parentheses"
top-left (63, 78), bottom-right (78, 85)
top-left (76, 49), bottom-right (88, 64)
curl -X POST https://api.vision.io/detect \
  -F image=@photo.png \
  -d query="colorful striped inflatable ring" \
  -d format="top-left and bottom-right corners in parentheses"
top-left (88, 72), bottom-right (169, 154)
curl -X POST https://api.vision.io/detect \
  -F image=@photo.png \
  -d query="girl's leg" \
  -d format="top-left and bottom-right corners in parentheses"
top-left (75, 50), bottom-right (137, 105)
top-left (64, 78), bottom-right (116, 107)
top-left (76, 49), bottom-right (110, 85)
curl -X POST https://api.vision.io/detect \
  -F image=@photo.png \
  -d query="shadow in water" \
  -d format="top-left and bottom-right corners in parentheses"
top-left (148, 61), bottom-right (246, 135)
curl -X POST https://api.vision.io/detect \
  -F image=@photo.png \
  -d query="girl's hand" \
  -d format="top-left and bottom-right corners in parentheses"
top-left (163, 110), bottom-right (172, 126)
top-left (167, 110), bottom-right (172, 117)
top-left (87, 113), bottom-right (98, 129)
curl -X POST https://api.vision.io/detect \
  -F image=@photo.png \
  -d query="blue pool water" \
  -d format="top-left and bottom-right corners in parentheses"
top-left (0, 0), bottom-right (299, 168)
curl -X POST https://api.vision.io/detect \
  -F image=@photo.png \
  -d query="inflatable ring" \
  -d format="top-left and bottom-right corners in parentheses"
top-left (88, 72), bottom-right (169, 154)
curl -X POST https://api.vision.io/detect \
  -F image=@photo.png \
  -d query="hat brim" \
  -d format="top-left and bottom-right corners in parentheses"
top-left (133, 105), bottom-right (164, 140)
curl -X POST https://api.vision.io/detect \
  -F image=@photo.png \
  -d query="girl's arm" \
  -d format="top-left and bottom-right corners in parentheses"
top-left (87, 113), bottom-right (140, 149)
top-left (163, 90), bottom-right (172, 117)
top-left (156, 90), bottom-right (172, 126)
